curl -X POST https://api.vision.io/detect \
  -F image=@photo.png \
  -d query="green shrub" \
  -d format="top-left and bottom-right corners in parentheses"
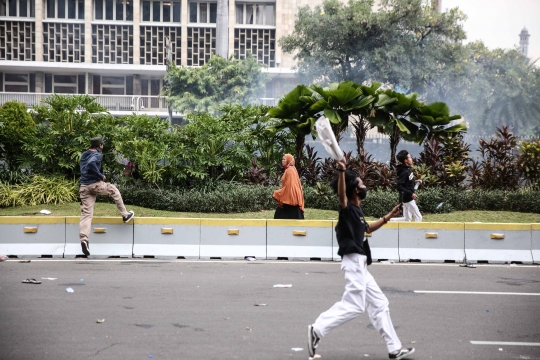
top-left (108, 182), bottom-right (540, 216)
top-left (0, 101), bottom-right (35, 171)
top-left (0, 175), bottom-right (78, 207)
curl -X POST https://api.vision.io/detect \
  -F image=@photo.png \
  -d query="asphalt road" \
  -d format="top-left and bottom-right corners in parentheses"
top-left (1, 259), bottom-right (540, 360)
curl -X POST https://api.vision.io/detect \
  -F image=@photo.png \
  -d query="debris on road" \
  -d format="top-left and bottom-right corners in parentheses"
top-left (309, 355), bottom-right (322, 359)
top-left (273, 284), bottom-right (292, 288)
top-left (291, 348), bottom-right (302, 351)
top-left (40, 209), bottom-right (52, 215)
top-left (42, 277), bottom-right (57, 280)
top-left (22, 278), bottom-right (41, 284)
top-left (244, 327), bottom-right (251, 331)
top-left (254, 304), bottom-right (267, 306)
top-left (66, 287), bottom-right (74, 293)
top-left (245, 257), bottom-right (257, 261)
top-left (380, 260), bottom-right (395, 264)
top-left (19, 260), bottom-right (31, 263)
top-left (97, 319), bottom-right (105, 323)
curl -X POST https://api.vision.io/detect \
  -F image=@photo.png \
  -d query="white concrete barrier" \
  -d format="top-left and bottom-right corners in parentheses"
top-left (267, 220), bottom-right (333, 260)
top-left (531, 224), bottom-right (540, 264)
top-left (64, 217), bottom-right (134, 257)
top-left (399, 222), bottom-right (465, 262)
top-left (0, 217), bottom-right (65, 257)
top-left (200, 219), bottom-right (266, 259)
top-left (331, 221), bottom-right (399, 261)
top-left (133, 218), bottom-right (200, 259)
top-left (464, 223), bottom-right (532, 263)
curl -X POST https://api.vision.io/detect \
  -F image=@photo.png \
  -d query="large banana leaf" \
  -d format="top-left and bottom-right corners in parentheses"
top-left (324, 108), bottom-right (342, 124)
top-left (343, 95), bottom-right (375, 111)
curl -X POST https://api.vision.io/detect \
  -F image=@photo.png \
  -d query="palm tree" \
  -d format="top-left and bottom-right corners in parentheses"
top-left (268, 85), bottom-right (319, 164)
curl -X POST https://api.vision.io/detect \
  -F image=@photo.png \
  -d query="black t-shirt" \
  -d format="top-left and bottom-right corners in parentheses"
top-left (335, 203), bottom-right (368, 257)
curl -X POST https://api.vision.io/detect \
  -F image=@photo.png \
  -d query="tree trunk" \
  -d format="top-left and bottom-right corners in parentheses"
top-left (295, 133), bottom-right (305, 168)
top-left (389, 126), bottom-right (402, 169)
top-left (216, 0), bottom-right (228, 58)
top-left (352, 115), bottom-right (370, 160)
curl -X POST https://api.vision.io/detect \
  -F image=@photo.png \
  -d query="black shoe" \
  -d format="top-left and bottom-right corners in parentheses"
top-left (81, 240), bottom-right (90, 256)
top-left (122, 211), bottom-right (135, 223)
top-left (389, 348), bottom-right (415, 359)
top-left (307, 325), bottom-right (320, 358)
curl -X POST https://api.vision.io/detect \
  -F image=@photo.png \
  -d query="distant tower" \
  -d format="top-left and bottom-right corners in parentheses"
top-left (519, 27), bottom-right (530, 57)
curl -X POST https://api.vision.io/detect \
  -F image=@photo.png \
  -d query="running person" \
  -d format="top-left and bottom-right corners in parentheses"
top-left (391, 150), bottom-right (422, 222)
top-left (79, 137), bottom-right (134, 256)
top-left (307, 158), bottom-right (415, 360)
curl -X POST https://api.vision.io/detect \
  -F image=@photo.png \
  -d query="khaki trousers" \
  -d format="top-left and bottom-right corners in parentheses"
top-left (79, 181), bottom-right (129, 242)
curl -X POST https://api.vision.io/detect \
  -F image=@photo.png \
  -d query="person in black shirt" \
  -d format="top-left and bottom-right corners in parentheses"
top-left (390, 150), bottom-right (422, 222)
top-left (307, 158), bottom-right (415, 360)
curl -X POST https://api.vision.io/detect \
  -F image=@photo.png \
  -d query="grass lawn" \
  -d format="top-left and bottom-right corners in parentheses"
top-left (0, 202), bottom-right (539, 223)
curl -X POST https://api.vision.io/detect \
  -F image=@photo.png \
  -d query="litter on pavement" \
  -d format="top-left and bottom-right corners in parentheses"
top-left (40, 209), bottom-right (52, 215)
top-left (66, 287), bottom-right (74, 293)
top-left (42, 277), bottom-right (57, 280)
top-left (97, 319), bottom-right (105, 323)
top-left (254, 304), bottom-right (268, 306)
top-left (273, 284), bottom-right (292, 288)
top-left (22, 278), bottom-right (41, 284)
top-left (291, 348), bottom-right (303, 351)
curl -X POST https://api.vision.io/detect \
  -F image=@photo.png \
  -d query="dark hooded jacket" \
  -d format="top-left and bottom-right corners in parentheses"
top-left (80, 150), bottom-right (104, 185)
top-left (396, 164), bottom-right (415, 203)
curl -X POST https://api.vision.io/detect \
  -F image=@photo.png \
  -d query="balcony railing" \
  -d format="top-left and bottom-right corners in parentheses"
top-left (0, 93), bottom-right (168, 112)
top-left (0, 93), bottom-right (279, 112)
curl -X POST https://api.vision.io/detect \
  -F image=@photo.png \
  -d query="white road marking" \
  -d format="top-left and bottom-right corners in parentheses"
top-left (415, 290), bottom-right (540, 296)
top-left (471, 341), bottom-right (540, 346)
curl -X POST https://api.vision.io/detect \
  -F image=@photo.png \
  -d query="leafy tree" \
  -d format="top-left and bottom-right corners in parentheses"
top-left (25, 95), bottom-right (121, 178)
top-left (280, 0), bottom-right (466, 90)
top-left (0, 101), bottom-right (35, 171)
top-left (163, 54), bottom-right (267, 116)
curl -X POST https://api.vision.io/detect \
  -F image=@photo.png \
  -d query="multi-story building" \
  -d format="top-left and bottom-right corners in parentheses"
top-left (0, 0), bottom-right (326, 121)
top-left (0, 0), bottom-right (442, 121)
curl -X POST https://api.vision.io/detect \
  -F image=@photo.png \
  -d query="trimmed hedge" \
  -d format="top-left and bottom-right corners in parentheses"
top-left (103, 183), bottom-right (540, 217)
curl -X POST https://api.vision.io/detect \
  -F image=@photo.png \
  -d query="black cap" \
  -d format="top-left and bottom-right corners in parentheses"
top-left (90, 136), bottom-right (104, 148)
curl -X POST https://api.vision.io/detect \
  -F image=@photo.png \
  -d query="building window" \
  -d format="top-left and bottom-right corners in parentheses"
top-left (140, 25), bottom-right (181, 65)
top-left (1, 73), bottom-right (35, 92)
top-left (0, 0), bottom-right (35, 17)
top-left (142, 1), bottom-right (181, 23)
top-left (187, 27), bottom-right (215, 66)
top-left (188, 1), bottom-right (216, 24)
top-left (44, 74), bottom-right (85, 93)
top-left (92, 24), bottom-right (134, 64)
top-left (46, 0), bottom-right (84, 19)
top-left (94, 0), bottom-right (133, 21)
top-left (234, 28), bottom-right (275, 67)
top-left (235, 3), bottom-right (274, 26)
top-left (0, 21), bottom-right (36, 61)
top-left (43, 23), bottom-right (85, 62)
top-left (92, 75), bottom-right (133, 95)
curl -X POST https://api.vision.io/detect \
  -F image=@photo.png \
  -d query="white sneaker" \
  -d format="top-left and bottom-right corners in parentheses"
top-left (389, 348), bottom-right (415, 359)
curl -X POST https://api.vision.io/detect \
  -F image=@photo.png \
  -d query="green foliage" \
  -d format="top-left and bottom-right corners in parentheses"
top-left (0, 175), bottom-right (78, 207)
top-left (163, 54), bottom-right (267, 116)
top-left (517, 140), bottom-right (540, 189)
top-left (426, 42), bottom-right (540, 136)
top-left (0, 101), bottom-right (35, 171)
top-left (280, 0), bottom-right (466, 90)
top-left (25, 95), bottom-right (121, 178)
top-left (474, 126), bottom-right (519, 190)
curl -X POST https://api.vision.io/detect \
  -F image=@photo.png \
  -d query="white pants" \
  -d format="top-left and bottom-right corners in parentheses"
top-left (313, 254), bottom-right (402, 353)
top-left (390, 200), bottom-right (422, 222)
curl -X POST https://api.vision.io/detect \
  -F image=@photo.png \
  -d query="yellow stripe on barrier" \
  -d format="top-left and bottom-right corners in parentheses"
top-left (293, 230), bottom-right (306, 236)
top-left (200, 219), bottom-right (266, 227)
top-left (23, 227), bottom-right (38, 233)
top-left (66, 217), bottom-right (125, 225)
top-left (93, 228), bottom-right (106, 233)
top-left (136, 218), bottom-right (201, 225)
top-left (491, 233), bottom-right (505, 240)
top-left (268, 220), bottom-right (333, 228)
top-left (0, 217), bottom-right (65, 224)
top-left (228, 229), bottom-right (239, 235)
top-left (425, 232), bottom-right (438, 239)
top-left (399, 222), bottom-right (463, 230)
top-left (161, 228), bottom-right (174, 234)
top-left (465, 223), bottom-right (531, 231)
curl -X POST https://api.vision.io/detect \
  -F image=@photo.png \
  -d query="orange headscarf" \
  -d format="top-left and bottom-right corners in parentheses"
top-left (273, 154), bottom-right (305, 211)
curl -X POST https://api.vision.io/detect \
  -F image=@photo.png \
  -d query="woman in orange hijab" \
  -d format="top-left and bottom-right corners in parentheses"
top-left (273, 154), bottom-right (305, 219)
